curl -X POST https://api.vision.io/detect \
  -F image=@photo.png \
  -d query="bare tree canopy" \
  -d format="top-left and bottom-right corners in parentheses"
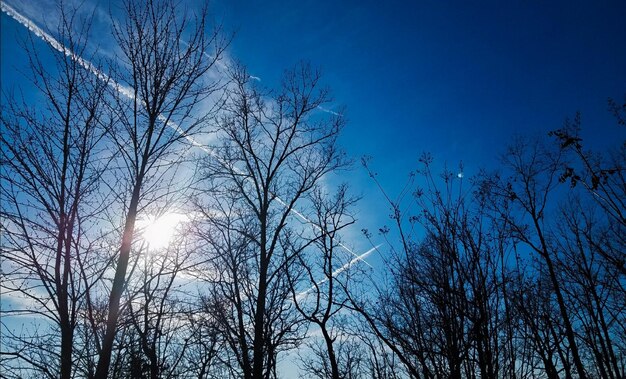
top-left (1, 1), bottom-right (625, 378)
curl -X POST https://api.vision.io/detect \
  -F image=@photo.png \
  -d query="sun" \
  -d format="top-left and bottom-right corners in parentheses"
top-left (138, 213), bottom-right (188, 250)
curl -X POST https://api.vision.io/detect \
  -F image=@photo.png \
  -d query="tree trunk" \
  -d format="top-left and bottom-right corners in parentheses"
top-left (532, 217), bottom-right (587, 379)
top-left (94, 183), bottom-right (142, 378)
top-left (251, 224), bottom-right (269, 379)
top-left (321, 327), bottom-right (341, 379)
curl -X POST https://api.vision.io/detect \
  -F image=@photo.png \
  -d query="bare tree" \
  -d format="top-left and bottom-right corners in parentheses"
top-left (112, 232), bottom-right (202, 379)
top-left (195, 63), bottom-right (347, 379)
top-left (354, 325), bottom-right (405, 379)
top-left (508, 265), bottom-right (565, 379)
top-left (348, 155), bottom-right (524, 379)
top-left (550, 108), bottom-right (625, 274)
top-left (181, 300), bottom-right (230, 379)
top-left (481, 136), bottom-right (589, 379)
top-left (553, 197), bottom-right (625, 379)
top-left (0, 6), bottom-right (110, 378)
top-left (93, 0), bottom-right (226, 377)
top-left (287, 185), bottom-right (360, 379)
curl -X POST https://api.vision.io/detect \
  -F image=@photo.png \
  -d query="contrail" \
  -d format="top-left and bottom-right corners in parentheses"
top-left (317, 105), bottom-right (342, 117)
top-left (1, 1), bottom-right (372, 268)
top-left (0, 2), bottom-right (136, 99)
top-left (274, 197), bottom-right (372, 267)
top-left (296, 244), bottom-right (379, 299)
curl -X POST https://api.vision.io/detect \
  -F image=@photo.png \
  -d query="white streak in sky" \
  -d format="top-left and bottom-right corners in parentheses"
top-left (317, 105), bottom-right (342, 117)
top-left (275, 197), bottom-right (372, 267)
top-left (1, 1), bottom-right (371, 269)
top-left (0, 2), bottom-right (214, 154)
top-left (249, 75), bottom-right (261, 81)
top-left (296, 244), bottom-right (379, 299)
top-left (179, 38), bottom-right (229, 72)
top-left (0, 2), bottom-right (135, 99)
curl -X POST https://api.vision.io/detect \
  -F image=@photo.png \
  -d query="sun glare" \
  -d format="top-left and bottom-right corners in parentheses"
top-left (139, 213), bottom-right (188, 250)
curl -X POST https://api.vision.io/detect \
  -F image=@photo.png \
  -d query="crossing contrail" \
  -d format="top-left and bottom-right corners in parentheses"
top-left (1, 0), bottom-right (372, 268)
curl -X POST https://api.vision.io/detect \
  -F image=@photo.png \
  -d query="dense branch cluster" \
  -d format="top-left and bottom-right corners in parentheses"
top-left (1, 1), bottom-right (624, 378)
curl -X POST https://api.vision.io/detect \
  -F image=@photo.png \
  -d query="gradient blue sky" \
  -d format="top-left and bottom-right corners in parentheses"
top-left (1, 0), bottom-right (625, 375)
top-left (213, 0), bottom-right (626, 247)
top-left (2, 0), bottom-right (626, 255)
top-left (215, 0), bottom-right (626, 163)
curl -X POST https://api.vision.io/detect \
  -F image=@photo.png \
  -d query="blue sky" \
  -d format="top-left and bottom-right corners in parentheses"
top-left (2, 0), bottom-right (626, 261)
top-left (214, 0), bottom-right (626, 163)
top-left (2, 0), bottom-right (626, 273)
top-left (1, 0), bottom-right (625, 375)
top-left (211, 0), bottom-right (626, 247)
